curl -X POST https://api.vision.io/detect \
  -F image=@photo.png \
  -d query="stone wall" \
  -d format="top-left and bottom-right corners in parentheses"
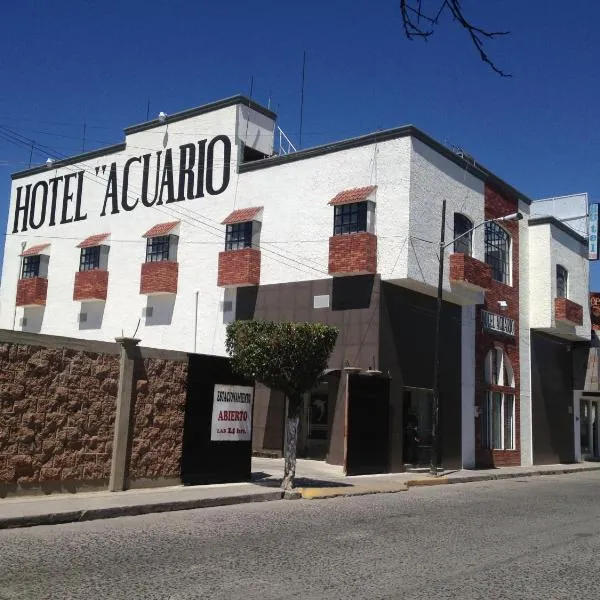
top-left (0, 341), bottom-right (120, 495)
top-left (129, 358), bottom-right (188, 483)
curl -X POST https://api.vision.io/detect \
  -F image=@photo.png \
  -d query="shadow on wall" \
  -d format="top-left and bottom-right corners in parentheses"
top-left (79, 302), bottom-right (106, 330)
top-left (145, 295), bottom-right (176, 326)
top-left (21, 307), bottom-right (44, 332)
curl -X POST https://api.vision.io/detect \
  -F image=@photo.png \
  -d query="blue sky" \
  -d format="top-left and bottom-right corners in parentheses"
top-left (1, 0), bottom-right (599, 285)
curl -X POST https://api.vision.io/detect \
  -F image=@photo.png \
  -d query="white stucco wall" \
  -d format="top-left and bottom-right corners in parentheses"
top-left (528, 222), bottom-right (590, 340)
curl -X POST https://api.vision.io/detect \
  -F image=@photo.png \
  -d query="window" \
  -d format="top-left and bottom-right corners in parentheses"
top-left (556, 265), bottom-right (568, 299)
top-left (485, 222), bottom-right (510, 284)
top-left (453, 214), bottom-right (473, 255)
top-left (21, 255), bottom-right (40, 279)
top-left (225, 222), bottom-right (253, 251)
top-left (333, 202), bottom-right (367, 236)
top-left (482, 347), bottom-right (515, 450)
top-left (79, 246), bottom-right (101, 272)
top-left (146, 235), bottom-right (171, 263)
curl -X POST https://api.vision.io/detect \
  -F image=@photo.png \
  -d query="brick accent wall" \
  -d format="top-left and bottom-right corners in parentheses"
top-left (449, 253), bottom-right (492, 291)
top-left (217, 249), bottom-right (261, 287)
top-left (555, 297), bottom-right (583, 326)
top-left (129, 358), bottom-right (188, 481)
top-left (0, 344), bottom-right (119, 493)
top-left (73, 270), bottom-right (109, 302)
top-left (475, 185), bottom-right (521, 468)
top-left (16, 277), bottom-right (48, 307)
top-left (328, 232), bottom-right (377, 276)
top-left (590, 292), bottom-right (600, 330)
top-left (140, 261), bottom-right (178, 295)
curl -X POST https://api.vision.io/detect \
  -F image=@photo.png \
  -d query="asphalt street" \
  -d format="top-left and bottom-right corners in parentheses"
top-left (2, 472), bottom-right (600, 599)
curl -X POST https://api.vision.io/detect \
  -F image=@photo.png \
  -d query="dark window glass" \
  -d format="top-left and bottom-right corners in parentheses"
top-left (225, 222), bottom-right (253, 251)
top-left (79, 246), bottom-right (101, 272)
top-left (484, 222), bottom-right (510, 284)
top-left (453, 213), bottom-right (473, 255)
top-left (333, 202), bottom-right (368, 235)
top-left (146, 235), bottom-right (171, 263)
top-left (556, 265), bottom-right (568, 298)
top-left (21, 255), bottom-right (40, 279)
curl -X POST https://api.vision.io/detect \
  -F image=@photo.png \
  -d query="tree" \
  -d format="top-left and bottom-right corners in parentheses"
top-left (399, 0), bottom-right (510, 76)
top-left (226, 321), bottom-right (338, 491)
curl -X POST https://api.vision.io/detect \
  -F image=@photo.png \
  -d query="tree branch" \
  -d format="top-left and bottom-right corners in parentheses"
top-left (399, 0), bottom-right (511, 76)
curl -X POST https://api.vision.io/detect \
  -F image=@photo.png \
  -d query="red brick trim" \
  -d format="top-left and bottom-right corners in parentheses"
top-left (16, 277), bottom-right (48, 307)
top-left (73, 270), bottom-right (109, 302)
top-left (221, 207), bottom-right (263, 225)
top-left (555, 297), bottom-right (583, 326)
top-left (449, 253), bottom-right (492, 291)
top-left (140, 261), bottom-right (178, 295)
top-left (328, 185), bottom-right (377, 206)
top-left (218, 249), bottom-right (261, 287)
top-left (328, 232), bottom-right (377, 275)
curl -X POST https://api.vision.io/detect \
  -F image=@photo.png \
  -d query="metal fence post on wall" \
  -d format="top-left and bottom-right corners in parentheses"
top-left (109, 337), bottom-right (141, 492)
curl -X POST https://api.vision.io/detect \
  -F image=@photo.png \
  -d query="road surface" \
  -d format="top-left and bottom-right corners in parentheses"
top-left (2, 471), bottom-right (600, 599)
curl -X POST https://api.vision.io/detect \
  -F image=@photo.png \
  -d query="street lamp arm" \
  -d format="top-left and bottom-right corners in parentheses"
top-left (440, 211), bottom-right (524, 250)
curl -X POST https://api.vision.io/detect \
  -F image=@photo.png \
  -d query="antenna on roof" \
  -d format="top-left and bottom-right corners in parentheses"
top-left (146, 100), bottom-right (150, 121)
top-left (82, 123), bottom-right (86, 153)
top-left (299, 51), bottom-right (306, 149)
top-left (249, 75), bottom-right (254, 99)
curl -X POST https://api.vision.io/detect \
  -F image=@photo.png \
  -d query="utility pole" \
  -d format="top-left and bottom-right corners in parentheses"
top-left (431, 199), bottom-right (446, 476)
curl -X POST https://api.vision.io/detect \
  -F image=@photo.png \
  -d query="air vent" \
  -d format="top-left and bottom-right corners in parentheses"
top-left (313, 294), bottom-right (330, 309)
top-left (221, 300), bottom-right (233, 313)
top-left (19, 317), bottom-right (27, 327)
top-left (78, 312), bottom-right (88, 323)
top-left (143, 306), bottom-right (154, 318)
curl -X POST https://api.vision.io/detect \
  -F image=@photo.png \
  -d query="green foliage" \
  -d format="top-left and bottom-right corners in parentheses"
top-left (225, 321), bottom-right (338, 402)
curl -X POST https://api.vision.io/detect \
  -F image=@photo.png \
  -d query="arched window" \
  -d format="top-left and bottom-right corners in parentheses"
top-left (453, 213), bottom-right (473, 256)
top-left (485, 222), bottom-right (511, 284)
top-left (482, 347), bottom-right (515, 450)
top-left (556, 265), bottom-right (568, 299)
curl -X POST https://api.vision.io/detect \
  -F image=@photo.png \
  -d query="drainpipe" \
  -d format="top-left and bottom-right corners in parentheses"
top-left (193, 291), bottom-right (199, 353)
top-left (12, 242), bottom-right (26, 330)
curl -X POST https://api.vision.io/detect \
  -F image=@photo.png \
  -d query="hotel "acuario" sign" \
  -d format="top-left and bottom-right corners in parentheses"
top-left (11, 135), bottom-right (231, 233)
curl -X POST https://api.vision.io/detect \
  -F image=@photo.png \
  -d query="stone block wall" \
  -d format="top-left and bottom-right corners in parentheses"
top-left (0, 342), bottom-right (120, 494)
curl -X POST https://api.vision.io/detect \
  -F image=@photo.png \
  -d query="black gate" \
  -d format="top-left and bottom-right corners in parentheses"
top-left (345, 373), bottom-right (390, 475)
top-left (181, 354), bottom-right (253, 485)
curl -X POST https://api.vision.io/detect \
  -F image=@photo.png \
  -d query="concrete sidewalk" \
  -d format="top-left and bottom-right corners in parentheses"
top-left (2, 459), bottom-right (600, 529)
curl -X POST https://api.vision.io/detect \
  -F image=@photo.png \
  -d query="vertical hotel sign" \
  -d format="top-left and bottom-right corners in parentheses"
top-left (589, 203), bottom-right (598, 261)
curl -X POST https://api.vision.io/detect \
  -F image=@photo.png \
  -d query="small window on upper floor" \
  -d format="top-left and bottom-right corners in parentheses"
top-left (21, 255), bottom-right (40, 279)
top-left (225, 222), bottom-right (253, 251)
top-left (556, 264), bottom-right (568, 299)
top-left (79, 246), bottom-right (101, 272)
top-left (146, 235), bottom-right (172, 263)
top-left (485, 222), bottom-right (511, 284)
top-left (333, 202), bottom-right (368, 235)
top-left (453, 214), bottom-right (473, 256)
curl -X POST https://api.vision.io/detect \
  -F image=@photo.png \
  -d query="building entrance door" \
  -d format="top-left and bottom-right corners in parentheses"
top-left (299, 383), bottom-right (329, 460)
top-left (403, 390), bottom-right (433, 467)
top-left (580, 398), bottom-right (600, 459)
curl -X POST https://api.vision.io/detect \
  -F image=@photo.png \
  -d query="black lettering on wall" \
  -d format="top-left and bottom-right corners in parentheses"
top-left (48, 176), bottom-right (63, 226)
top-left (29, 181), bottom-right (48, 230)
top-left (74, 171), bottom-right (87, 222)
top-left (195, 139), bottom-right (206, 199)
top-left (141, 152), bottom-right (162, 207)
top-left (122, 156), bottom-right (141, 211)
top-left (12, 185), bottom-right (30, 233)
top-left (206, 135), bottom-right (231, 195)
top-left (177, 143), bottom-right (196, 201)
top-left (101, 163), bottom-right (120, 216)
top-left (61, 173), bottom-right (77, 224)
top-left (160, 149), bottom-right (175, 204)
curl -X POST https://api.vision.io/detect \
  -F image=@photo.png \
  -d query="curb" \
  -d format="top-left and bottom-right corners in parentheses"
top-left (406, 477), bottom-right (449, 487)
top-left (298, 484), bottom-right (408, 500)
top-left (0, 490), bottom-right (282, 530)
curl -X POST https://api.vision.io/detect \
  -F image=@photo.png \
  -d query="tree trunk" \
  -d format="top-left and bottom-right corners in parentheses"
top-left (282, 395), bottom-right (302, 491)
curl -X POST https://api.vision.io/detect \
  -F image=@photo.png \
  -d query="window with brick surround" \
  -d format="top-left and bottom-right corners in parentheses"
top-left (333, 202), bottom-right (368, 235)
top-left (482, 347), bottom-right (515, 450)
top-left (453, 213), bottom-right (473, 255)
top-left (21, 255), bottom-right (40, 279)
top-left (79, 246), bottom-right (101, 272)
top-left (485, 222), bottom-right (510, 284)
top-left (146, 235), bottom-right (172, 263)
top-left (225, 222), bottom-right (253, 251)
top-left (556, 264), bottom-right (568, 299)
